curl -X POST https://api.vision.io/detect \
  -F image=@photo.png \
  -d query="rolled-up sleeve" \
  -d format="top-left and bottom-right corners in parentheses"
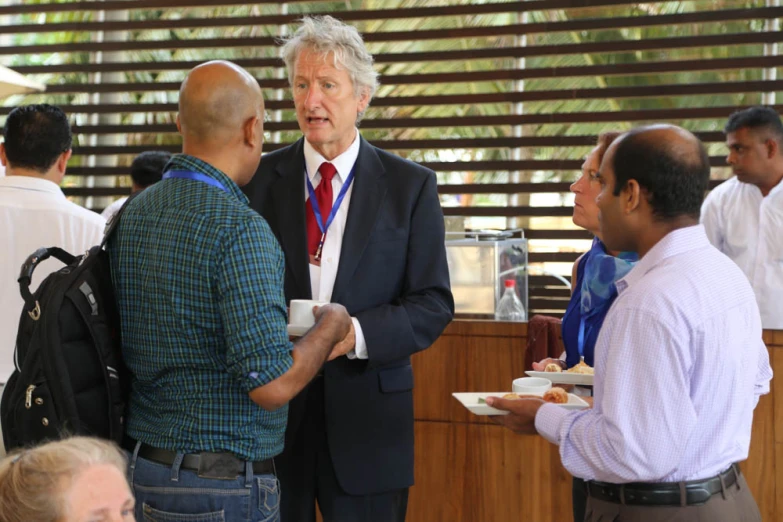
top-left (217, 217), bottom-right (293, 392)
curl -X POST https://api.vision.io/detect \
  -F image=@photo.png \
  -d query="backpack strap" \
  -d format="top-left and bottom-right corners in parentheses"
top-left (101, 190), bottom-right (142, 248)
top-left (17, 247), bottom-right (79, 318)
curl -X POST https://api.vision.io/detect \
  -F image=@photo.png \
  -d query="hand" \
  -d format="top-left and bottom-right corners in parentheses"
top-left (328, 321), bottom-right (356, 361)
top-left (313, 303), bottom-right (352, 342)
top-left (532, 358), bottom-right (564, 372)
top-left (484, 396), bottom-right (545, 435)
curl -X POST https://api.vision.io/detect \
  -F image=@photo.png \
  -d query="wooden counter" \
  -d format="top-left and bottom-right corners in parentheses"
top-left (407, 321), bottom-right (782, 522)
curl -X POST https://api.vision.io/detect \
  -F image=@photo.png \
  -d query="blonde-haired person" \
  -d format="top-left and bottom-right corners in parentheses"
top-left (532, 131), bottom-right (638, 522)
top-left (0, 437), bottom-right (134, 522)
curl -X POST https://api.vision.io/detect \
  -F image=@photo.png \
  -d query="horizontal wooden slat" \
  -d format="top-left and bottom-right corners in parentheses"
top-left (62, 157), bottom-right (729, 172)
top-left (4, 5), bottom-right (777, 38)
top-left (437, 179), bottom-right (726, 194)
top-left (529, 275), bottom-right (573, 287)
top-left (63, 128), bottom-right (728, 148)
top-left (15, 47), bottom-right (780, 76)
top-left (531, 288), bottom-right (573, 298)
top-left (443, 207), bottom-right (575, 218)
top-left (525, 230), bottom-right (593, 240)
top-left (0, 0), bottom-right (682, 16)
top-left (529, 299), bottom-right (569, 315)
top-left (0, 4), bottom-right (526, 33)
top-left (1, 29), bottom-right (779, 56)
top-left (63, 178), bottom-right (730, 199)
top-left (529, 252), bottom-right (581, 263)
top-left (13, 105), bottom-right (776, 127)
top-left (42, 70), bottom-right (783, 98)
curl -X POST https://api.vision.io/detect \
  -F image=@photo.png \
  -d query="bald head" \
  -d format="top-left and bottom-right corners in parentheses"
top-left (606, 124), bottom-right (710, 221)
top-left (178, 60), bottom-right (263, 144)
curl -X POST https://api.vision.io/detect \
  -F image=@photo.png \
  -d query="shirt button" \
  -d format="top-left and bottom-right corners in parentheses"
top-left (327, 257), bottom-right (333, 263)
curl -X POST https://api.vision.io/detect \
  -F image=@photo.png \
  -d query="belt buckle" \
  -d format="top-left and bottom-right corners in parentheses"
top-left (197, 452), bottom-right (240, 480)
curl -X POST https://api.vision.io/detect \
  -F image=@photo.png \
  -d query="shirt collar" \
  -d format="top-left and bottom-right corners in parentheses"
top-left (303, 130), bottom-right (361, 183)
top-left (165, 154), bottom-right (248, 205)
top-left (767, 175), bottom-right (783, 197)
top-left (616, 224), bottom-right (709, 294)
top-left (0, 175), bottom-right (65, 197)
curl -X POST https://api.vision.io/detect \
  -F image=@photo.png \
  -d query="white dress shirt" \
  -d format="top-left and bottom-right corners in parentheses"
top-left (100, 195), bottom-right (128, 222)
top-left (536, 225), bottom-right (773, 483)
top-left (304, 132), bottom-right (368, 359)
top-left (701, 176), bottom-right (783, 329)
top-left (0, 176), bottom-right (106, 382)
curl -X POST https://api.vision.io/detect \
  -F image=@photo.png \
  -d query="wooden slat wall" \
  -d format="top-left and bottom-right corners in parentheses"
top-left (0, 0), bottom-right (776, 314)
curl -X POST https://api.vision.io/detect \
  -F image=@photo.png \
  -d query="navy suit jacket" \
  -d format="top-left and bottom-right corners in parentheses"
top-left (243, 137), bottom-right (454, 495)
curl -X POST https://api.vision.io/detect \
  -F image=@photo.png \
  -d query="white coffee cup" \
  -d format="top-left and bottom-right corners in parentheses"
top-left (512, 377), bottom-right (552, 394)
top-left (289, 299), bottom-right (329, 327)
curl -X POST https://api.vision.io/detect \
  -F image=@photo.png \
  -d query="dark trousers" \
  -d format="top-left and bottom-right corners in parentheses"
top-left (585, 473), bottom-right (761, 522)
top-left (573, 477), bottom-right (587, 522)
top-left (278, 377), bottom-right (408, 522)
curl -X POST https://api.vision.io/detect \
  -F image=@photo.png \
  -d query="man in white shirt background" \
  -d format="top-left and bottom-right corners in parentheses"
top-left (701, 106), bottom-right (783, 330)
top-left (488, 125), bottom-right (772, 521)
top-left (100, 150), bottom-right (170, 222)
top-left (0, 104), bottom-right (106, 453)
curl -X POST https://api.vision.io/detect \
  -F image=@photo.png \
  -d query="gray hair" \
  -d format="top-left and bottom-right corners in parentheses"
top-left (281, 16), bottom-right (380, 120)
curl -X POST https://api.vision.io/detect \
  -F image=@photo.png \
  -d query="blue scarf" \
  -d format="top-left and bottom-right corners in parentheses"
top-left (580, 238), bottom-right (638, 318)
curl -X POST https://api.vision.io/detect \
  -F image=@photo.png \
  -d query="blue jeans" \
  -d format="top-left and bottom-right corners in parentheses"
top-left (126, 444), bottom-right (280, 522)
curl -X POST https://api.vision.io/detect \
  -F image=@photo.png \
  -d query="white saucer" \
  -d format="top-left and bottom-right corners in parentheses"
top-left (287, 324), bottom-right (311, 337)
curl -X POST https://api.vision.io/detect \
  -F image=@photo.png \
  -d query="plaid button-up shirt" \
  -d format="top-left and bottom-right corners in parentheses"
top-left (108, 154), bottom-right (293, 461)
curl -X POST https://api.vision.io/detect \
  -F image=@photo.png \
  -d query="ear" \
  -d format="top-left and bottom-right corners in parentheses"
top-left (243, 114), bottom-right (262, 149)
top-left (765, 138), bottom-right (778, 159)
top-left (356, 86), bottom-right (371, 114)
top-left (52, 149), bottom-right (72, 183)
top-left (175, 114), bottom-right (183, 135)
top-left (623, 179), bottom-right (643, 214)
top-left (0, 143), bottom-right (7, 168)
top-left (58, 149), bottom-right (72, 172)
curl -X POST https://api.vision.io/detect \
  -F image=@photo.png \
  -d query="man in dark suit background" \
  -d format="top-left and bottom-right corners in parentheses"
top-left (243, 15), bottom-right (454, 522)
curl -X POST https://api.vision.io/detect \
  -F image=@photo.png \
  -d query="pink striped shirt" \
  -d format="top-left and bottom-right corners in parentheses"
top-left (536, 225), bottom-right (773, 483)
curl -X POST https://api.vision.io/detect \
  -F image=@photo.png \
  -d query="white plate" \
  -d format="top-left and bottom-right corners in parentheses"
top-left (452, 391), bottom-right (589, 416)
top-left (287, 324), bottom-right (311, 337)
top-left (525, 370), bottom-right (594, 386)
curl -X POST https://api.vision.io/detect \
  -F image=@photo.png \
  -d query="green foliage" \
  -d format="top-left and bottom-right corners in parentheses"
top-left (0, 0), bottom-right (772, 220)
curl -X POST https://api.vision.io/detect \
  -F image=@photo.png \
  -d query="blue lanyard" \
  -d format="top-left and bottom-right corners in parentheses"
top-left (163, 170), bottom-right (229, 194)
top-left (306, 165), bottom-right (356, 246)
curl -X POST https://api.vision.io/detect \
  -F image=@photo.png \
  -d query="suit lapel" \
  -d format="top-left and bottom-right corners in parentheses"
top-left (332, 138), bottom-right (387, 303)
top-left (271, 139), bottom-right (311, 298)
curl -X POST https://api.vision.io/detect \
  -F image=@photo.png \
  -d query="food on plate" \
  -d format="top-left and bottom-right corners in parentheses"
top-left (478, 393), bottom-right (541, 404)
top-left (544, 363), bottom-right (563, 373)
top-left (542, 387), bottom-right (569, 404)
top-left (566, 360), bottom-right (594, 375)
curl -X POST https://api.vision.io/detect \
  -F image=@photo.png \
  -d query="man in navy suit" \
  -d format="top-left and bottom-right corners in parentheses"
top-left (243, 15), bottom-right (454, 522)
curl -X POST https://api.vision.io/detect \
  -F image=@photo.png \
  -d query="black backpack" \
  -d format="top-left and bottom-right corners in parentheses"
top-left (0, 195), bottom-right (136, 451)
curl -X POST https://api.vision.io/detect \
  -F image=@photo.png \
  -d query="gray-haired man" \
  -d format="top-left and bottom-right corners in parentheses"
top-left (244, 15), bottom-right (454, 522)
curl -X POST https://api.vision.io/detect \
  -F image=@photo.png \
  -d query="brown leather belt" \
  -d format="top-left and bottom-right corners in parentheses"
top-left (124, 437), bottom-right (274, 477)
top-left (586, 464), bottom-right (739, 507)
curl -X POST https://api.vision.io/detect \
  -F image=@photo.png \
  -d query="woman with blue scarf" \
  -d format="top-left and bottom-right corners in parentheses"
top-left (533, 132), bottom-right (638, 522)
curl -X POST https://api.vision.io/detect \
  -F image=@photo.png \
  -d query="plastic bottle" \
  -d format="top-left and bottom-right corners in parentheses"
top-left (494, 279), bottom-right (526, 322)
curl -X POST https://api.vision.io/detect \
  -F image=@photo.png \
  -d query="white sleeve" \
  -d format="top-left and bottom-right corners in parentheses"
top-left (700, 189), bottom-right (723, 251)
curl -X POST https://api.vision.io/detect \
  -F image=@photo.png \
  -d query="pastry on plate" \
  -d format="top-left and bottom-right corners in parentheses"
top-left (542, 387), bottom-right (569, 404)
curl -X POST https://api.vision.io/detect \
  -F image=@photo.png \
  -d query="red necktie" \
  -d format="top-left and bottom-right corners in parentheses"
top-left (306, 162), bottom-right (336, 257)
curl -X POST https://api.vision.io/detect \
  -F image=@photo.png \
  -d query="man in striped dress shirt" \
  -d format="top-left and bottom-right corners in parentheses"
top-left (489, 124), bottom-right (772, 522)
